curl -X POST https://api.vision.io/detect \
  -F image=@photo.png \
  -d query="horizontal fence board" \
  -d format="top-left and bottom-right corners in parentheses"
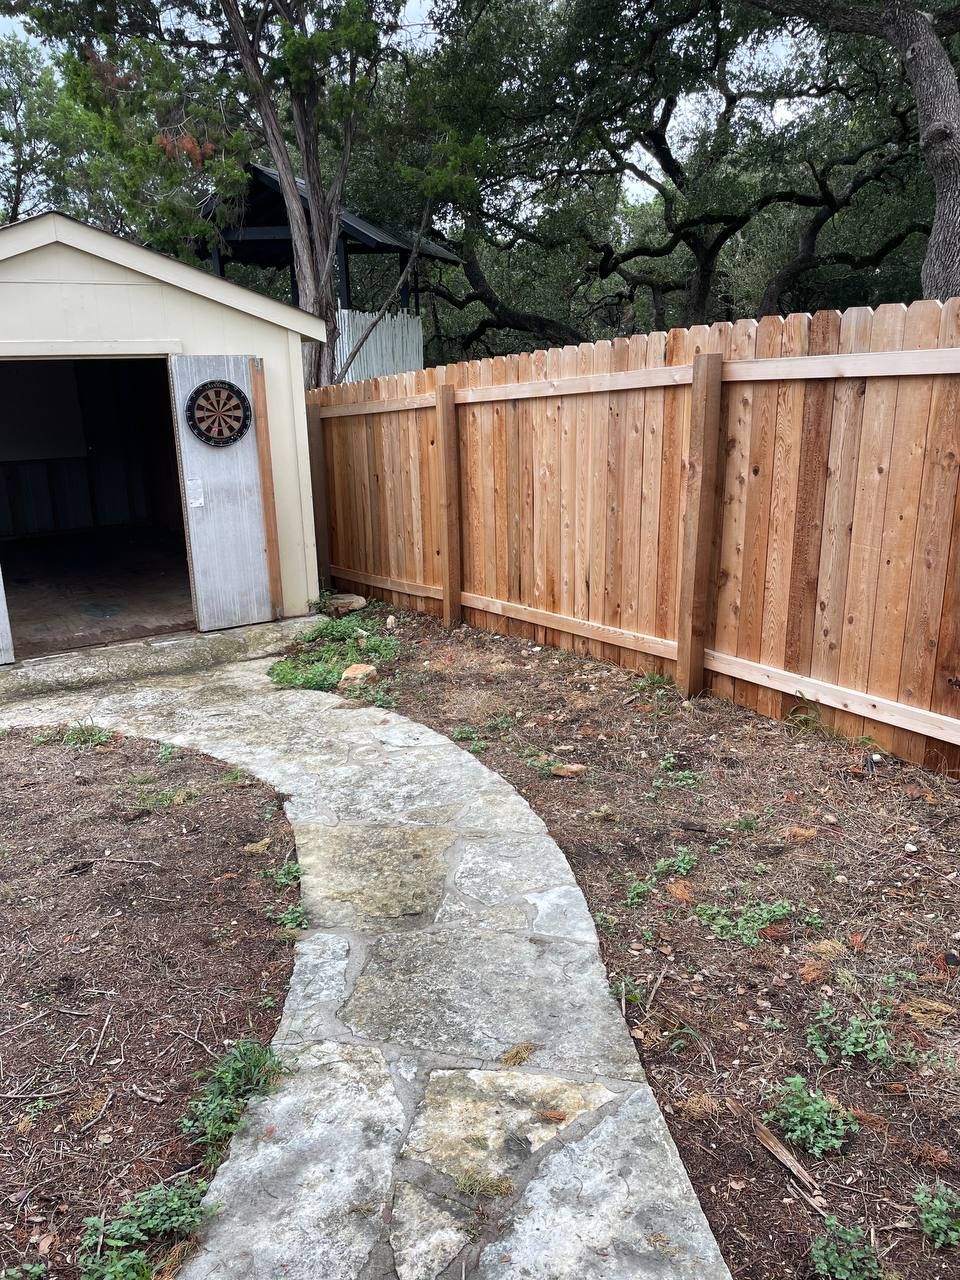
top-left (309, 298), bottom-right (960, 776)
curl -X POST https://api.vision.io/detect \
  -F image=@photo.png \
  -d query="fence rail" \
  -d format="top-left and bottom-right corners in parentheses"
top-left (307, 299), bottom-right (960, 775)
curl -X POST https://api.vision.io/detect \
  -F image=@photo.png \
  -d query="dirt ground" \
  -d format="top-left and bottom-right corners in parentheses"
top-left (0, 727), bottom-right (296, 1277)
top-left (369, 608), bottom-right (960, 1280)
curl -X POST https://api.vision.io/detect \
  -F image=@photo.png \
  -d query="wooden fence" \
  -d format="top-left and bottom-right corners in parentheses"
top-left (306, 300), bottom-right (960, 775)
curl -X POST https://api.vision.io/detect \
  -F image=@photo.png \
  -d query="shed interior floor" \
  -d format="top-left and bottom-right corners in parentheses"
top-left (2, 530), bottom-right (194, 658)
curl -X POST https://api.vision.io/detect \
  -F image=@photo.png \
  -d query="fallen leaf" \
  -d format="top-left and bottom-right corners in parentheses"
top-left (551, 763), bottom-right (587, 778)
top-left (850, 1107), bottom-right (888, 1132)
top-left (898, 997), bottom-right (956, 1028)
top-left (849, 931), bottom-right (866, 953)
top-left (538, 1109), bottom-right (567, 1123)
top-left (783, 790), bottom-right (800, 804)
top-left (242, 838), bottom-right (272, 856)
top-left (667, 880), bottom-right (695, 905)
top-left (798, 959), bottom-right (830, 984)
top-left (782, 826), bottom-right (818, 844)
top-left (728, 1179), bottom-right (747, 1193)
top-left (760, 923), bottom-right (790, 941)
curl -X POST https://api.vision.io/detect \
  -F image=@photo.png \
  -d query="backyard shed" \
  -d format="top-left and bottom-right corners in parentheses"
top-left (0, 212), bottom-right (325, 662)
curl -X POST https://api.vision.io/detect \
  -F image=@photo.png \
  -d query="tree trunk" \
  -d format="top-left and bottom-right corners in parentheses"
top-left (884, 8), bottom-right (960, 299)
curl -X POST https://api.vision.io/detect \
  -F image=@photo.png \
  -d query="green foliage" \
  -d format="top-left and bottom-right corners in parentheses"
top-left (181, 1041), bottom-right (284, 1159)
top-left (524, 750), bottom-right (561, 778)
top-left (261, 860), bottom-right (302, 888)
top-left (763, 1076), bottom-right (858, 1158)
top-left (653, 848), bottom-right (698, 877)
top-left (695, 899), bottom-right (793, 946)
top-left (132, 785), bottom-right (199, 811)
top-left (3, 1266), bottom-right (48, 1279)
top-left (625, 879), bottom-right (655, 906)
top-left (270, 903), bottom-right (309, 930)
top-left (451, 725), bottom-right (488, 754)
top-left (78, 1177), bottom-right (209, 1280)
top-left (809, 1217), bottom-right (882, 1279)
top-left (805, 1001), bottom-right (899, 1067)
top-left (63, 722), bottom-right (114, 748)
top-left (157, 743), bottom-right (178, 764)
top-left (735, 813), bottom-right (759, 833)
top-left (914, 1183), bottom-right (960, 1248)
top-left (645, 752), bottom-right (700, 798)
top-left (269, 613), bottom-right (401, 693)
top-left (634, 673), bottom-right (674, 695)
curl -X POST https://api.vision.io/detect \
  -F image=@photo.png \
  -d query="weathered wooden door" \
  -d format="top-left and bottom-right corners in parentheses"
top-left (168, 355), bottom-right (276, 632)
top-left (0, 563), bottom-right (14, 664)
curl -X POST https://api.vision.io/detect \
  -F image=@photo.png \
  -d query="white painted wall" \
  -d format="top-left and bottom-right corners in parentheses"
top-left (0, 241), bottom-right (319, 617)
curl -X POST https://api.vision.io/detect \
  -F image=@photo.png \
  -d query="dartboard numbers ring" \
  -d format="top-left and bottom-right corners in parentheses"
top-left (185, 379), bottom-right (253, 448)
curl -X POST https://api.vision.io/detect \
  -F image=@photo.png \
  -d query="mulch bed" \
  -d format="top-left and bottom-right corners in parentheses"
top-left (0, 728), bottom-right (297, 1277)
top-left (367, 608), bottom-right (960, 1280)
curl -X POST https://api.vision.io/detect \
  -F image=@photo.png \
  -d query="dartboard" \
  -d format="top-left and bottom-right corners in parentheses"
top-left (185, 379), bottom-right (252, 447)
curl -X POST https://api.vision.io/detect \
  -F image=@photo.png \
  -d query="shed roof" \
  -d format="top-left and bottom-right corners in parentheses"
top-left (0, 212), bottom-right (328, 342)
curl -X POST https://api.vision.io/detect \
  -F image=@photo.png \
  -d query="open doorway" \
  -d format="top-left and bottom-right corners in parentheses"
top-left (0, 358), bottom-right (194, 659)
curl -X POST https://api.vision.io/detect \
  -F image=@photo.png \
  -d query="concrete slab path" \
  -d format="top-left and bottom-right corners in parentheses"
top-left (1, 655), bottom-right (731, 1280)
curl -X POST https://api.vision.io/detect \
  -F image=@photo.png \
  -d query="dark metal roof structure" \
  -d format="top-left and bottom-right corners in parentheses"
top-left (201, 163), bottom-right (458, 311)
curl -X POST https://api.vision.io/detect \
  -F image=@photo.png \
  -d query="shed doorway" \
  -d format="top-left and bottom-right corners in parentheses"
top-left (0, 358), bottom-right (194, 659)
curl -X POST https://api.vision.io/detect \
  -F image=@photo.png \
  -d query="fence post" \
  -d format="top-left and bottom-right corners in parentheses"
top-left (305, 394), bottom-right (332, 590)
top-left (436, 379), bottom-right (462, 627)
top-left (676, 351), bottom-right (723, 697)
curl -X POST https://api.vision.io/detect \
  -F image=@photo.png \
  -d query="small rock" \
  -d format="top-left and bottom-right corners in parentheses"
top-left (872, 752), bottom-right (883, 763)
top-left (904, 842), bottom-right (919, 853)
top-left (551, 763), bottom-right (587, 778)
top-left (385, 614), bottom-right (397, 630)
top-left (833, 874), bottom-right (848, 885)
top-left (944, 951), bottom-right (960, 968)
top-left (338, 663), bottom-right (377, 689)
top-left (327, 592), bottom-right (367, 617)
top-left (822, 814), bottom-right (838, 826)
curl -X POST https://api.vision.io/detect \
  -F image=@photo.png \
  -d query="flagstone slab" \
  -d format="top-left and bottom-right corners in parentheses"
top-left (342, 927), bottom-right (644, 1080)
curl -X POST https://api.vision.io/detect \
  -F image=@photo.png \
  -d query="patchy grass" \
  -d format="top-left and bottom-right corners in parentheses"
top-left (180, 1040), bottom-right (285, 1162)
top-left (337, 605), bottom-right (960, 1280)
top-left (269, 610), bottom-right (401, 691)
top-left (455, 1171), bottom-right (516, 1199)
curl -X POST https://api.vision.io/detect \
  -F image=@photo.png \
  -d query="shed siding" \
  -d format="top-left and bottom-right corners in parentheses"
top-left (0, 242), bottom-right (318, 617)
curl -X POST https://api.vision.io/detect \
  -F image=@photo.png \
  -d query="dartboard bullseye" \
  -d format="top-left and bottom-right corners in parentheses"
top-left (185, 380), bottom-right (253, 447)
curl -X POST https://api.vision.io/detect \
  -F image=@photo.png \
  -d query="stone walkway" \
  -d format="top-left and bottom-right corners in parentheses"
top-left (1, 655), bottom-right (730, 1280)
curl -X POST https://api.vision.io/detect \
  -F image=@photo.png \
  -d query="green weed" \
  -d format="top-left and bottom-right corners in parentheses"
top-left (645, 751), bottom-right (700, 797)
top-left (451, 726), bottom-right (488, 755)
top-left (157, 743), bottom-right (178, 764)
top-left (914, 1183), bottom-right (960, 1248)
top-left (222, 767), bottom-right (244, 783)
top-left (653, 848), bottom-right (698, 878)
top-left (634, 672), bottom-right (674, 695)
top-left (260, 861), bottom-right (301, 888)
top-left (525, 750), bottom-right (561, 778)
top-left (806, 1001), bottom-right (900, 1068)
top-left (78, 1177), bottom-right (209, 1280)
top-left (180, 1041), bottom-right (284, 1159)
top-left (31, 727), bottom-right (61, 746)
top-left (270, 903), bottom-right (308, 930)
top-left (625, 879), bottom-right (655, 906)
top-left (132, 785), bottom-right (200, 811)
top-left (63, 723), bottom-right (114, 749)
top-left (735, 813), bottom-right (759, 833)
top-left (808, 1217), bottom-right (881, 1279)
top-left (269, 612), bottom-right (400, 692)
top-left (593, 910), bottom-right (618, 933)
top-left (695, 899), bottom-right (793, 946)
top-left (763, 1076), bottom-right (858, 1158)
